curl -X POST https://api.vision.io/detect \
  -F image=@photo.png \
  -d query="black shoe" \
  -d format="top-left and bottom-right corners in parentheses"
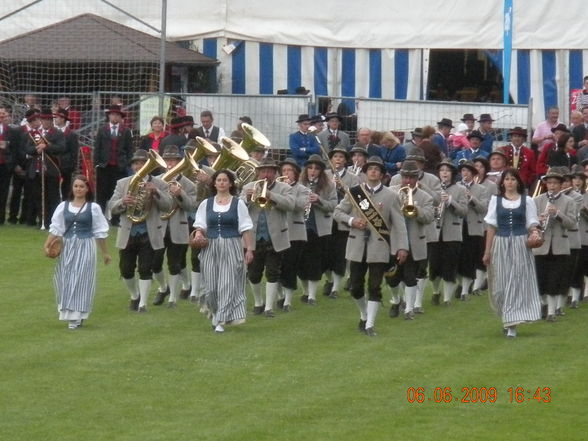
top-left (7, 218), bottom-right (17, 225)
top-left (129, 298), bottom-right (140, 311)
top-left (541, 304), bottom-right (548, 319)
top-left (300, 294), bottom-right (309, 303)
top-left (138, 306), bottom-right (147, 313)
top-left (307, 298), bottom-right (317, 306)
top-left (414, 307), bottom-right (424, 314)
top-left (571, 300), bottom-right (579, 309)
top-left (404, 311), bottom-right (414, 320)
top-left (546, 314), bottom-right (557, 322)
top-left (358, 319), bottom-right (367, 334)
top-left (389, 303), bottom-right (400, 318)
top-left (152, 287), bottom-right (170, 306)
top-left (283, 304), bottom-right (291, 313)
top-left (365, 327), bottom-right (377, 337)
top-left (432, 293), bottom-right (440, 305)
top-left (454, 285), bottom-right (462, 299)
top-left (323, 281), bottom-right (334, 296)
top-left (460, 294), bottom-right (468, 301)
top-left (253, 305), bottom-right (265, 315)
top-left (263, 309), bottom-right (275, 318)
top-left (180, 287), bottom-right (191, 300)
top-left (276, 298), bottom-right (285, 309)
top-left (328, 290), bottom-right (339, 299)
top-left (555, 307), bottom-right (565, 316)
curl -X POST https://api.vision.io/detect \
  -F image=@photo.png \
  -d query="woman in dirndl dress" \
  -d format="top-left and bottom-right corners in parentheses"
top-left (192, 170), bottom-right (254, 333)
top-left (483, 168), bottom-right (542, 338)
top-left (45, 175), bottom-right (111, 330)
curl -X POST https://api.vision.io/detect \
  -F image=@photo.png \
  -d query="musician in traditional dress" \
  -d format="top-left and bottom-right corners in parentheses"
top-left (277, 158), bottom-right (309, 312)
top-left (323, 147), bottom-right (361, 299)
top-left (390, 147), bottom-right (442, 310)
top-left (241, 159), bottom-right (295, 317)
top-left (109, 149), bottom-right (173, 313)
top-left (386, 160), bottom-right (434, 319)
top-left (532, 168), bottom-right (576, 322)
top-left (560, 167), bottom-right (583, 312)
top-left (333, 156), bottom-right (409, 336)
top-left (486, 150), bottom-right (508, 185)
top-left (498, 127), bottom-right (536, 188)
top-left (24, 108), bottom-right (65, 228)
top-left (455, 161), bottom-right (489, 300)
top-left (428, 160), bottom-right (468, 306)
top-left (297, 154), bottom-right (338, 305)
top-left (289, 114), bottom-right (321, 168)
top-left (572, 164), bottom-right (588, 305)
top-left (347, 146), bottom-right (368, 181)
top-left (483, 168), bottom-right (541, 338)
top-left (150, 146), bottom-right (198, 308)
top-left (471, 156), bottom-right (498, 295)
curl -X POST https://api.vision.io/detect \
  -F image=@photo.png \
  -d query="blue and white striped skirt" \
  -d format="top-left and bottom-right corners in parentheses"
top-left (488, 234), bottom-right (541, 326)
top-left (200, 237), bottom-right (247, 326)
top-left (53, 236), bottom-right (97, 321)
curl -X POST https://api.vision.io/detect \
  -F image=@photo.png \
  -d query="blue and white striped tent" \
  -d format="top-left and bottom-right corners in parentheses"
top-left (196, 38), bottom-right (588, 125)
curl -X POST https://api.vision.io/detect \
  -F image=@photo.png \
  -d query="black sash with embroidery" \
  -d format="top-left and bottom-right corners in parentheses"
top-left (348, 184), bottom-right (390, 243)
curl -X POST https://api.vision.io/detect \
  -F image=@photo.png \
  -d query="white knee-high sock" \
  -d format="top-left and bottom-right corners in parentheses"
top-left (366, 301), bottom-right (380, 329)
top-left (168, 274), bottom-right (181, 303)
top-left (308, 280), bottom-right (319, 300)
top-left (299, 278), bottom-right (309, 296)
top-left (432, 277), bottom-right (442, 293)
top-left (283, 288), bottom-right (294, 306)
top-left (389, 286), bottom-right (400, 305)
top-left (355, 296), bottom-right (367, 321)
top-left (251, 282), bottom-right (264, 307)
top-left (571, 287), bottom-right (581, 302)
top-left (276, 283), bottom-right (285, 300)
top-left (461, 277), bottom-right (473, 295)
top-left (556, 294), bottom-right (565, 310)
top-left (123, 277), bottom-right (139, 300)
top-left (443, 281), bottom-right (455, 303)
top-left (138, 279), bottom-right (152, 307)
top-left (583, 276), bottom-right (588, 299)
top-left (415, 278), bottom-right (426, 308)
top-left (152, 271), bottom-right (167, 292)
top-left (265, 282), bottom-right (278, 311)
top-left (404, 285), bottom-right (417, 313)
top-left (332, 273), bottom-right (344, 292)
top-left (190, 272), bottom-right (201, 298)
top-left (547, 295), bottom-right (556, 315)
top-left (180, 267), bottom-right (190, 290)
top-left (473, 269), bottom-right (486, 290)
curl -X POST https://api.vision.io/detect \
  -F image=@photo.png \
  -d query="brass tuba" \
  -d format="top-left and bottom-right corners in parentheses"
top-left (127, 149), bottom-right (167, 223)
top-left (214, 137), bottom-right (259, 186)
top-left (240, 123), bottom-right (271, 154)
top-left (399, 185), bottom-right (418, 218)
top-left (160, 152), bottom-right (200, 220)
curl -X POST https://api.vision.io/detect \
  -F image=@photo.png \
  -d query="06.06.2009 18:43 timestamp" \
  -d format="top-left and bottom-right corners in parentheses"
top-left (406, 386), bottom-right (552, 404)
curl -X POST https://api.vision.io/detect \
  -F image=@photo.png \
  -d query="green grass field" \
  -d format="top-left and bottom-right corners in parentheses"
top-left (1, 224), bottom-right (587, 441)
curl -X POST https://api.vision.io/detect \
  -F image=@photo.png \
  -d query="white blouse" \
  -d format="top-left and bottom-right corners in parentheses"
top-left (484, 194), bottom-right (539, 229)
top-left (193, 197), bottom-right (253, 234)
top-left (49, 201), bottom-right (110, 239)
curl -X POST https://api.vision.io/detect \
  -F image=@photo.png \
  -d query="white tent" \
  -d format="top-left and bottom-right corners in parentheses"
top-left (2, 0), bottom-right (587, 124)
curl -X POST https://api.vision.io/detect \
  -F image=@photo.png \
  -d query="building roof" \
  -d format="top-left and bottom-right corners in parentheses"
top-left (0, 13), bottom-right (218, 65)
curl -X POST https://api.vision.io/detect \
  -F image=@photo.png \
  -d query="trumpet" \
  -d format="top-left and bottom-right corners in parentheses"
top-left (251, 178), bottom-right (269, 208)
top-left (399, 185), bottom-right (418, 218)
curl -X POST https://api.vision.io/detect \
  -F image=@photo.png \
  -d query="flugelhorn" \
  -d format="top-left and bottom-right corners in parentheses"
top-left (399, 185), bottom-right (418, 218)
top-left (251, 178), bottom-right (269, 208)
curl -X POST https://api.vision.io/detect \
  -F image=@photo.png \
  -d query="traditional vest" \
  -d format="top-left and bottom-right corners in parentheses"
top-left (206, 196), bottom-right (240, 239)
top-left (64, 202), bottom-right (94, 239)
top-left (496, 196), bottom-right (527, 237)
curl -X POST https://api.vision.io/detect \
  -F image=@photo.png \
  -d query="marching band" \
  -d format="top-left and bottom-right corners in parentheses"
top-left (6, 105), bottom-right (585, 337)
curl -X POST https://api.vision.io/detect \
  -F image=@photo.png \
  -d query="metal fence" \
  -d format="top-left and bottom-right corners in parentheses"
top-left (2, 91), bottom-right (533, 156)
